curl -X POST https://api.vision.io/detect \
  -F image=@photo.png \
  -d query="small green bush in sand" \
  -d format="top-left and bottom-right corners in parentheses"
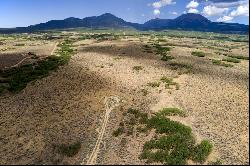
top-left (133, 66), bottom-right (144, 71)
top-left (161, 55), bottom-right (175, 61)
top-left (57, 142), bottom-right (81, 157)
top-left (222, 57), bottom-right (240, 63)
top-left (227, 55), bottom-right (249, 60)
top-left (192, 51), bottom-right (206, 57)
top-left (160, 76), bottom-right (179, 89)
top-left (147, 82), bottom-right (161, 88)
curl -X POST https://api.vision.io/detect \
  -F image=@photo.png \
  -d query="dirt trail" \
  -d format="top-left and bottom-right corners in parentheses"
top-left (7, 56), bottom-right (30, 69)
top-left (51, 42), bottom-right (59, 56)
top-left (84, 96), bottom-right (121, 165)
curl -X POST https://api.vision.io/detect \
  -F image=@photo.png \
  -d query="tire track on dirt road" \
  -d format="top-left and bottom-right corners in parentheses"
top-left (83, 96), bottom-right (121, 165)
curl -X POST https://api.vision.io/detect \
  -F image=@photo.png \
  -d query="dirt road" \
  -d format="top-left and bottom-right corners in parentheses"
top-left (84, 96), bottom-right (121, 165)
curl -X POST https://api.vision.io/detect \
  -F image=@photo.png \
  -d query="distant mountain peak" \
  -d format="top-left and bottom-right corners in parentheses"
top-left (64, 17), bottom-right (81, 21)
top-left (100, 13), bottom-right (117, 18)
top-left (175, 13), bottom-right (210, 22)
top-left (0, 13), bottom-right (248, 34)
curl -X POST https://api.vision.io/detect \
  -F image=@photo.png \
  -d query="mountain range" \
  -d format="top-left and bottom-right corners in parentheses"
top-left (0, 13), bottom-right (249, 34)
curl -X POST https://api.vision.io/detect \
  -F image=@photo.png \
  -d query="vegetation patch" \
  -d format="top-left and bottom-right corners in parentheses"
top-left (147, 82), bottom-right (161, 88)
top-left (156, 107), bottom-right (186, 117)
top-left (112, 123), bottom-right (125, 137)
top-left (222, 57), bottom-right (241, 63)
top-left (14, 43), bottom-right (25, 46)
top-left (133, 66), bottom-right (144, 71)
top-left (0, 40), bottom-right (75, 93)
top-left (192, 140), bottom-right (213, 162)
top-left (192, 51), bottom-right (206, 57)
top-left (141, 89), bottom-right (149, 96)
top-left (169, 62), bottom-right (193, 75)
top-left (161, 55), bottom-right (175, 61)
top-left (212, 59), bottom-right (233, 68)
top-left (227, 55), bottom-right (249, 60)
top-left (113, 108), bottom-right (213, 165)
top-left (57, 142), bottom-right (81, 157)
top-left (160, 76), bottom-right (179, 90)
top-left (153, 43), bottom-right (171, 55)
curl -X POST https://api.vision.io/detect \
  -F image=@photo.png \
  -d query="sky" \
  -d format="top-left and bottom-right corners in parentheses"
top-left (0, 0), bottom-right (249, 28)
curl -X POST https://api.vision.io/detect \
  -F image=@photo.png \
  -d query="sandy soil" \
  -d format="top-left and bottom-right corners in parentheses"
top-left (0, 38), bottom-right (249, 165)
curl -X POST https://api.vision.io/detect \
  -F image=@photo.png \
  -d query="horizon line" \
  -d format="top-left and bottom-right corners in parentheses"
top-left (1, 12), bottom-right (249, 29)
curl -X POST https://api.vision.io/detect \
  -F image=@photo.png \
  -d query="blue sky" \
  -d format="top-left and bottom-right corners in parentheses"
top-left (0, 0), bottom-right (249, 28)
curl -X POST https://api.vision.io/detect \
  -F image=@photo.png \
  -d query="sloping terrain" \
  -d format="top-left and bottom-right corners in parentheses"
top-left (0, 33), bottom-right (249, 165)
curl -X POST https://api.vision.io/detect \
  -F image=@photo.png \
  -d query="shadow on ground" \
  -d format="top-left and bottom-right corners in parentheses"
top-left (0, 62), bottom-right (112, 165)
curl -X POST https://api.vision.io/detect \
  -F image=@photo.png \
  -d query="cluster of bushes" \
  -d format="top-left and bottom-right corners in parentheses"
top-left (113, 108), bottom-right (213, 165)
top-left (153, 43), bottom-right (174, 62)
top-left (211, 59), bottom-right (233, 68)
top-left (0, 40), bottom-right (75, 93)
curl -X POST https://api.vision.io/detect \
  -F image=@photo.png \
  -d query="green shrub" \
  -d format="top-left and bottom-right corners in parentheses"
top-left (161, 55), bottom-right (175, 61)
top-left (169, 62), bottom-right (193, 74)
top-left (192, 51), bottom-right (206, 57)
top-left (133, 66), bottom-right (143, 71)
top-left (14, 43), bottom-right (25, 46)
top-left (227, 55), bottom-right (249, 60)
top-left (153, 43), bottom-right (171, 55)
top-left (212, 59), bottom-right (233, 67)
top-left (57, 142), bottom-right (81, 157)
top-left (112, 126), bottom-right (125, 137)
top-left (141, 89), bottom-right (149, 96)
top-left (192, 140), bottom-right (213, 162)
top-left (222, 57), bottom-right (240, 63)
top-left (147, 82), bottom-right (161, 88)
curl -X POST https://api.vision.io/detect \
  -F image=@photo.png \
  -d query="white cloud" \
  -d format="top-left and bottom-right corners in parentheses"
top-left (202, 0), bottom-right (249, 23)
top-left (186, 1), bottom-right (199, 14)
top-left (151, 0), bottom-right (176, 16)
top-left (230, 5), bottom-right (249, 17)
top-left (170, 11), bottom-right (178, 15)
top-left (202, 5), bottom-right (229, 16)
top-left (152, 0), bottom-right (175, 9)
top-left (210, 0), bottom-right (248, 8)
top-left (188, 8), bottom-right (199, 14)
top-left (154, 9), bottom-right (161, 15)
top-left (186, 0), bottom-right (199, 9)
top-left (217, 15), bottom-right (234, 22)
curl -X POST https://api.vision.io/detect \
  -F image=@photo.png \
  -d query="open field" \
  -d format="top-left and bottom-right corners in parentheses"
top-left (0, 30), bottom-right (249, 165)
